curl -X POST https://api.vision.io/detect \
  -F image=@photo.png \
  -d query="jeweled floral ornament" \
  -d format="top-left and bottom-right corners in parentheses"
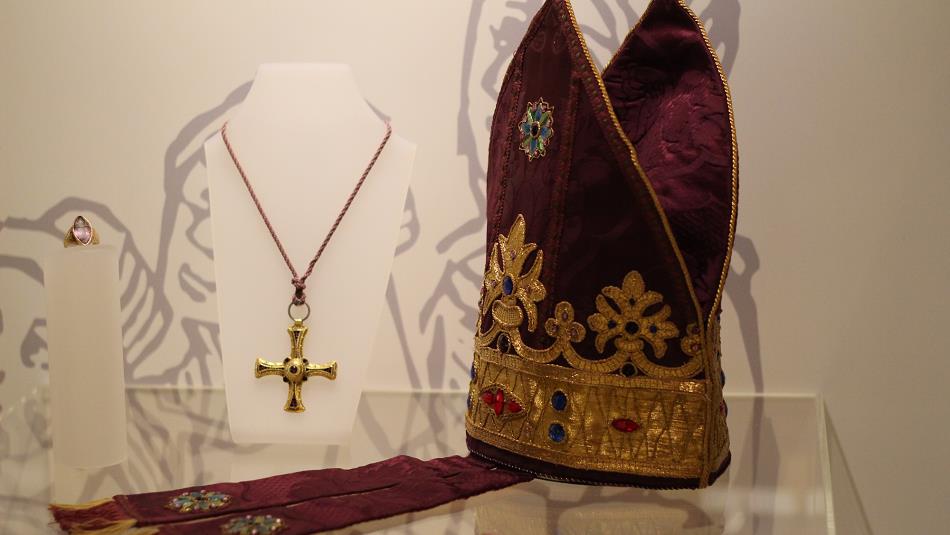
top-left (219, 121), bottom-right (393, 412)
top-left (518, 98), bottom-right (554, 160)
top-left (165, 490), bottom-right (231, 513)
top-left (221, 514), bottom-right (286, 535)
top-left (62, 215), bottom-right (100, 247)
top-left (50, 1), bottom-right (738, 532)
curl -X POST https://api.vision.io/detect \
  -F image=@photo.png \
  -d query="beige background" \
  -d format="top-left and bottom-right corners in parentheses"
top-left (1, 1), bottom-right (948, 533)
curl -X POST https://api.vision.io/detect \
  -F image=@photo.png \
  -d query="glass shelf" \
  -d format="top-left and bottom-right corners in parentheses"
top-left (0, 387), bottom-right (833, 534)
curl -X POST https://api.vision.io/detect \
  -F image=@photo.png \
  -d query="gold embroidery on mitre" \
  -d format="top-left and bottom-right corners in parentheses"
top-left (469, 214), bottom-right (721, 480)
top-left (475, 215), bottom-right (703, 379)
top-left (706, 315), bottom-right (730, 468)
top-left (467, 349), bottom-right (708, 478)
top-left (518, 98), bottom-right (555, 160)
top-left (484, 214), bottom-right (546, 331)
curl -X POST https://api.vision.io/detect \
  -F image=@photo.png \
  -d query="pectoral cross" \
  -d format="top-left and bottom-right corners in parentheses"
top-left (254, 319), bottom-right (337, 412)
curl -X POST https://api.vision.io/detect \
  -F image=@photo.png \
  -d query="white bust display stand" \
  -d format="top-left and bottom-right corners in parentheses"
top-left (205, 64), bottom-right (415, 444)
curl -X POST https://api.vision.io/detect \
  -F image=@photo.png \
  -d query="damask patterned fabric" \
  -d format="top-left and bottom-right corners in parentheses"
top-left (603, 1), bottom-right (735, 318)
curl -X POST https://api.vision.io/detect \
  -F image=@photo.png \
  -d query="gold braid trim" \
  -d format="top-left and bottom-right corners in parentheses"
top-left (467, 349), bottom-right (708, 478)
top-left (469, 214), bottom-right (726, 479)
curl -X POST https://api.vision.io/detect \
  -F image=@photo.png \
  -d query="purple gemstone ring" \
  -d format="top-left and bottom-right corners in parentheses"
top-left (63, 215), bottom-right (100, 248)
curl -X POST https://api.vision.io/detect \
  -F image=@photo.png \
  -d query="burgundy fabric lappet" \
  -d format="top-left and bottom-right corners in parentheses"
top-left (51, 456), bottom-right (530, 534)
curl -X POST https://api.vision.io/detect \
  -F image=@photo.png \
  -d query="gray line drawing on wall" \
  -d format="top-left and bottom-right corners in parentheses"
top-left (0, 75), bottom-right (252, 390)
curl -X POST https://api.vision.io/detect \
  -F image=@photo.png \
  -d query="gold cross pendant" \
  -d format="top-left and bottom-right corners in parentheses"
top-left (254, 319), bottom-right (337, 412)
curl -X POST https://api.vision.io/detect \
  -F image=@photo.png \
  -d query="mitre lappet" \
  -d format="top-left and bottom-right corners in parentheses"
top-left (50, 0), bottom-right (737, 532)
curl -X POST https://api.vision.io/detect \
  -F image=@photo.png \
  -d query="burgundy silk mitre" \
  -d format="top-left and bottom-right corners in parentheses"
top-left (50, 1), bottom-right (737, 533)
top-left (466, 0), bottom-right (736, 488)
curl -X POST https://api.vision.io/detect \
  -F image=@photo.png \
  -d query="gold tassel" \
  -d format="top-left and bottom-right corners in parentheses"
top-left (72, 519), bottom-right (140, 534)
top-left (49, 497), bottom-right (116, 512)
top-left (49, 498), bottom-right (154, 534)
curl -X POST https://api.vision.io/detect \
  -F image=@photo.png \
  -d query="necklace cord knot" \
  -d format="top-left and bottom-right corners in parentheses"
top-left (292, 278), bottom-right (307, 306)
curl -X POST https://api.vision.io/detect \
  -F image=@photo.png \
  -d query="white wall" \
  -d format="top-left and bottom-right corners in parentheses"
top-left (1, 1), bottom-right (947, 533)
top-left (729, 2), bottom-right (950, 533)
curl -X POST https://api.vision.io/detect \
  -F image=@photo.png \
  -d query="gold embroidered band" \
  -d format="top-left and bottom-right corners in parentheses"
top-left (467, 348), bottom-right (708, 478)
top-left (466, 214), bottom-right (729, 481)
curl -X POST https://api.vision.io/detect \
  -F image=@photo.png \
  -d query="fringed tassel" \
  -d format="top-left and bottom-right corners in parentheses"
top-left (48, 498), bottom-right (149, 534)
top-left (73, 519), bottom-right (142, 534)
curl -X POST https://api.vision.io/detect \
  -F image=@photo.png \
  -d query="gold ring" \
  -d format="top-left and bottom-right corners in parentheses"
top-left (63, 216), bottom-right (100, 248)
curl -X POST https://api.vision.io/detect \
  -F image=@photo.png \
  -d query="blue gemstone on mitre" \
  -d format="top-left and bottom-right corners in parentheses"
top-left (502, 275), bottom-right (514, 295)
top-left (548, 423), bottom-right (566, 443)
top-left (551, 391), bottom-right (567, 411)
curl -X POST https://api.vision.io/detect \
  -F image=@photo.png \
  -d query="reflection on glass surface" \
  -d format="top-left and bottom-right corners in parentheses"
top-left (0, 388), bottom-right (830, 534)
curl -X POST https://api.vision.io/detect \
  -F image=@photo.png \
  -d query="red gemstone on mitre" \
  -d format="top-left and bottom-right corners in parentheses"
top-left (611, 418), bottom-right (641, 433)
top-left (493, 390), bottom-right (505, 415)
top-left (480, 388), bottom-right (523, 416)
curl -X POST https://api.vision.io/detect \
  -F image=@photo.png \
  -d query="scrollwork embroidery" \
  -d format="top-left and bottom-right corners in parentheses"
top-left (477, 215), bottom-right (705, 379)
top-left (483, 214), bottom-right (546, 331)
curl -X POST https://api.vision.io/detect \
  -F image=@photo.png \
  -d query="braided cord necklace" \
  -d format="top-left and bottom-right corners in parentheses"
top-left (220, 121), bottom-right (392, 412)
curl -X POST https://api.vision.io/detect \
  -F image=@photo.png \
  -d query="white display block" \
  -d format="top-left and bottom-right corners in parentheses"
top-left (205, 63), bottom-right (415, 444)
top-left (43, 245), bottom-right (127, 468)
